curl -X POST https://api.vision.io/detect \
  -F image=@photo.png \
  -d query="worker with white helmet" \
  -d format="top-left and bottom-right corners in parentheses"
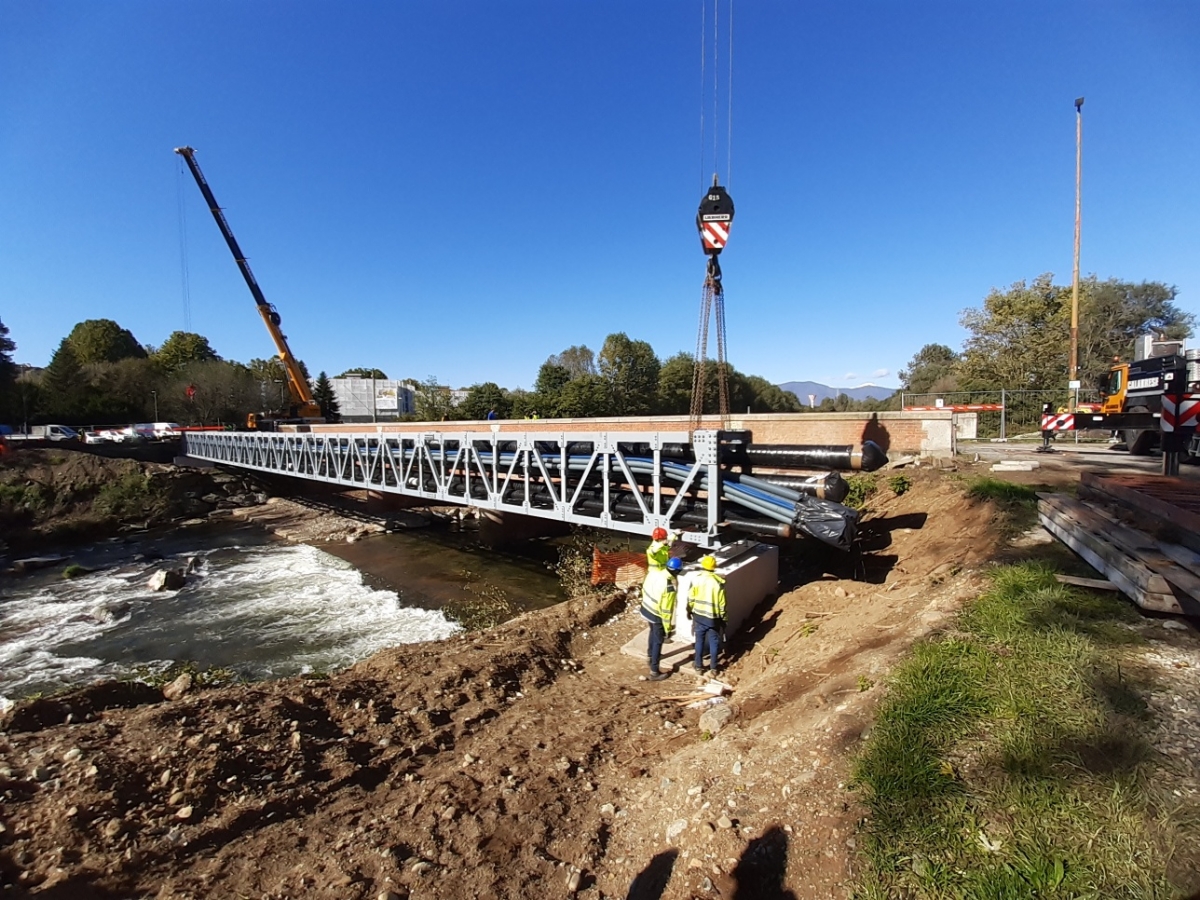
top-left (687, 555), bottom-right (727, 675)
top-left (641, 556), bottom-right (682, 681)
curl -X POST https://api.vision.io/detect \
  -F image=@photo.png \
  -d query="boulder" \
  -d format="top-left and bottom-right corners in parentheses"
top-left (147, 569), bottom-right (186, 592)
top-left (698, 702), bottom-right (733, 735)
top-left (162, 673), bottom-right (193, 701)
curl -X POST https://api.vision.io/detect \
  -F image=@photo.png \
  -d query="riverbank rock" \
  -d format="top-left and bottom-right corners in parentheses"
top-left (698, 701), bottom-right (733, 735)
top-left (162, 673), bottom-right (193, 701)
top-left (147, 569), bottom-right (186, 591)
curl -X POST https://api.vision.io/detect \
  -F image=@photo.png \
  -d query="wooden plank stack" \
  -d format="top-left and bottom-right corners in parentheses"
top-left (1038, 479), bottom-right (1200, 617)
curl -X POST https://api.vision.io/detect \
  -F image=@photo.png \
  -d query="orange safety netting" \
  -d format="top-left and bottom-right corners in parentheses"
top-left (591, 547), bottom-right (647, 588)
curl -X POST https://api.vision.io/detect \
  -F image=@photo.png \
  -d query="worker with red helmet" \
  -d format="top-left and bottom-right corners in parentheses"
top-left (641, 556), bottom-right (682, 681)
top-left (645, 526), bottom-right (681, 569)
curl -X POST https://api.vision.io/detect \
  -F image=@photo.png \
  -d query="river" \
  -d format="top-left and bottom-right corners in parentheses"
top-left (0, 521), bottom-right (566, 706)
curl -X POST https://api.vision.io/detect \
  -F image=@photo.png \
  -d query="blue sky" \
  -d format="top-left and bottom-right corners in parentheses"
top-left (2, 1), bottom-right (1197, 391)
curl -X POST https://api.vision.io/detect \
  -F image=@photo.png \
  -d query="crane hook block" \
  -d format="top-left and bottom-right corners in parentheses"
top-left (697, 183), bottom-right (734, 256)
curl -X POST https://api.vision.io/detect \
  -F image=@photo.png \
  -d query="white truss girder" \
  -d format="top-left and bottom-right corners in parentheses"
top-left (183, 430), bottom-right (725, 546)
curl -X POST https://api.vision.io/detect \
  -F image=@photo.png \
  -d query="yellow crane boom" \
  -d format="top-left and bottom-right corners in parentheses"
top-left (174, 146), bottom-right (322, 426)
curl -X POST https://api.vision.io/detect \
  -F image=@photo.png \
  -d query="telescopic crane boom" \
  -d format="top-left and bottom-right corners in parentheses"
top-left (174, 146), bottom-right (321, 426)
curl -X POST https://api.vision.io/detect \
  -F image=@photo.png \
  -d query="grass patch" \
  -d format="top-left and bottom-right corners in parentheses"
top-left (94, 472), bottom-right (167, 520)
top-left (887, 473), bottom-right (913, 496)
top-left (852, 563), bottom-right (1196, 899)
top-left (445, 582), bottom-right (517, 631)
top-left (845, 474), bottom-right (880, 511)
top-left (964, 475), bottom-right (1039, 505)
top-left (962, 475), bottom-right (1042, 533)
top-left (0, 481), bottom-right (55, 511)
top-left (129, 660), bottom-right (240, 689)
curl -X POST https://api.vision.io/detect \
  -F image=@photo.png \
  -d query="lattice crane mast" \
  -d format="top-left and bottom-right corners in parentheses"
top-left (174, 146), bottom-right (322, 428)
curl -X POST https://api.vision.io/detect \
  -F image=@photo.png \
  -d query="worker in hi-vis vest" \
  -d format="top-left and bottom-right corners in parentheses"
top-left (641, 556), bottom-right (682, 681)
top-left (645, 527), bottom-right (681, 569)
top-left (687, 555), bottom-right (727, 675)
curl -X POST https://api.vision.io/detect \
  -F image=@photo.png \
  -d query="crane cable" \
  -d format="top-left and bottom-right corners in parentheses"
top-left (175, 157), bottom-right (194, 333)
top-left (691, 0), bottom-right (734, 433)
top-left (698, 0), bottom-right (734, 193)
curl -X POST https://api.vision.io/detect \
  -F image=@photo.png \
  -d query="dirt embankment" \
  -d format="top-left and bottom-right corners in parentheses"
top-left (0, 448), bottom-right (266, 555)
top-left (0, 468), bottom-right (1012, 899)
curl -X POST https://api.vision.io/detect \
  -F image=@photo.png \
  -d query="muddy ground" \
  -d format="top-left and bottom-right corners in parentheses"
top-left (0, 448), bottom-right (265, 554)
top-left (1, 456), bottom-right (1192, 898)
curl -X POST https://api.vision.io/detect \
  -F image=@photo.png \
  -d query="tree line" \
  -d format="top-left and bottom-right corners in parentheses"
top-left (2, 274), bottom-right (1190, 429)
top-left (0, 319), bottom-right (331, 428)
top-left (899, 275), bottom-right (1194, 397)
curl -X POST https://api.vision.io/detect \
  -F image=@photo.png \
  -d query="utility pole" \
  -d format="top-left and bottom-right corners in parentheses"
top-left (1069, 97), bottom-right (1084, 406)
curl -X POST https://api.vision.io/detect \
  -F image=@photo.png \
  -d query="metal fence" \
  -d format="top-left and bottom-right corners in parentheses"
top-left (901, 389), bottom-right (1104, 440)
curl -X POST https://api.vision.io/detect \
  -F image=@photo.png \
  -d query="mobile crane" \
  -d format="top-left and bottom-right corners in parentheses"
top-left (1046, 337), bottom-right (1200, 473)
top-left (174, 146), bottom-right (323, 429)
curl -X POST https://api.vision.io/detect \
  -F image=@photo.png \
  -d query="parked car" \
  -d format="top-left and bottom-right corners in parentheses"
top-left (5, 424), bottom-right (80, 442)
top-left (133, 423), bottom-right (183, 440)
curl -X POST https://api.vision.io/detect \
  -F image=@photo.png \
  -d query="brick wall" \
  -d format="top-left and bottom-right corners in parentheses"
top-left (296, 411), bottom-right (956, 458)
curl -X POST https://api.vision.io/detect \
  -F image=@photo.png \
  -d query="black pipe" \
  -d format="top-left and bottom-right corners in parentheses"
top-left (754, 472), bottom-right (849, 503)
top-left (743, 440), bottom-right (887, 472)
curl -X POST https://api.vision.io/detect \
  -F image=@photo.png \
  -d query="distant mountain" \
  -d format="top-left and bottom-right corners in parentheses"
top-left (778, 380), bottom-right (898, 406)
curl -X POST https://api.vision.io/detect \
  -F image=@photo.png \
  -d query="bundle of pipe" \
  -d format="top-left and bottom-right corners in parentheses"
top-left (754, 472), bottom-right (849, 503)
top-left (392, 446), bottom-right (857, 550)
top-left (620, 439), bottom-right (888, 473)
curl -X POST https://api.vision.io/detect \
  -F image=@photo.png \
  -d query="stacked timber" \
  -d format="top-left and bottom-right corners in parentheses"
top-left (1038, 488), bottom-right (1200, 617)
top-left (1077, 471), bottom-right (1200, 555)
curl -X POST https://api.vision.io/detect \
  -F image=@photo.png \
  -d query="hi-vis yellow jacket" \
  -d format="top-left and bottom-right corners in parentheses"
top-left (641, 567), bottom-right (678, 630)
top-left (646, 537), bottom-right (672, 569)
top-left (688, 571), bottom-right (727, 621)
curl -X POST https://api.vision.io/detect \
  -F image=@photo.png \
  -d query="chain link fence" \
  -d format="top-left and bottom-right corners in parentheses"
top-left (902, 389), bottom-right (1104, 441)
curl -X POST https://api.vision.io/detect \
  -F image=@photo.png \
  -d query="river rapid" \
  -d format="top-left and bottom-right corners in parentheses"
top-left (0, 522), bottom-right (565, 707)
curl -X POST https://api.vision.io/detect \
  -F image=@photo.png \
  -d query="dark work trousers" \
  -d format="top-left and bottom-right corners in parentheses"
top-left (692, 615), bottom-right (721, 672)
top-left (641, 608), bottom-right (666, 674)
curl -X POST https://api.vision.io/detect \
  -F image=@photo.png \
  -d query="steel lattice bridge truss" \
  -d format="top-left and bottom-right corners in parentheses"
top-left (184, 429), bottom-right (731, 548)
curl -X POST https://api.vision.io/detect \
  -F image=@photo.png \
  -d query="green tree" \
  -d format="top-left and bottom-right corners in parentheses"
top-left (958, 274), bottom-right (1193, 391)
top-left (546, 345), bottom-right (596, 379)
top-left (743, 375), bottom-right (803, 413)
top-left (66, 319), bottom-right (146, 364)
top-left (598, 332), bottom-right (659, 415)
top-left (656, 353), bottom-right (695, 415)
top-left (414, 375), bottom-right (455, 422)
top-left (508, 388), bottom-right (537, 419)
top-left (899, 343), bottom-right (962, 394)
top-left (164, 360), bottom-right (258, 425)
top-left (530, 362), bottom-right (571, 417)
top-left (40, 338), bottom-right (87, 419)
top-left (958, 274), bottom-right (1071, 390)
top-left (0, 318), bottom-right (16, 421)
top-left (460, 382), bottom-right (511, 420)
top-left (1076, 277), bottom-right (1193, 387)
top-left (534, 362), bottom-right (571, 396)
top-left (312, 371), bottom-right (340, 422)
top-left (153, 331), bottom-right (219, 373)
top-left (337, 367), bottom-right (388, 380)
top-left (556, 374), bottom-right (610, 418)
top-left (80, 358), bottom-right (159, 423)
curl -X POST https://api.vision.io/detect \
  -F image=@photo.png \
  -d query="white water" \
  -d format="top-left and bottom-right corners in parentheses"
top-left (0, 542), bottom-right (460, 706)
